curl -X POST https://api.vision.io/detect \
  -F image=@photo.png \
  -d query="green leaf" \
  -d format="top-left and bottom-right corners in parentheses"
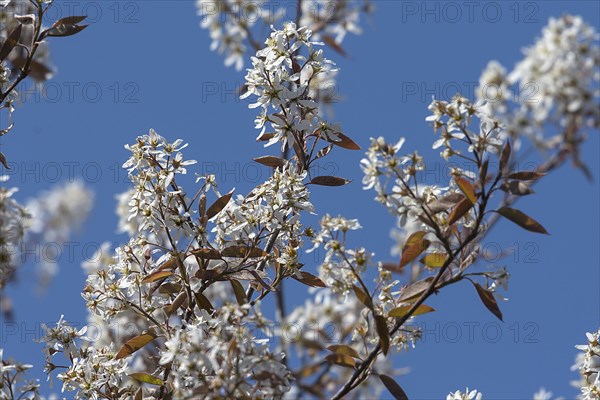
top-left (497, 207), bottom-right (549, 234)
top-left (327, 344), bottom-right (361, 359)
top-left (379, 374), bottom-right (409, 400)
top-left (388, 304), bottom-right (435, 318)
top-left (375, 315), bottom-right (390, 356)
top-left (128, 373), bottom-right (164, 386)
top-left (420, 253), bottom-right (447, 268)
top-left (206, 190), bottom-right (234, 219)
top-left (115, 331), bottom-right (157, 359)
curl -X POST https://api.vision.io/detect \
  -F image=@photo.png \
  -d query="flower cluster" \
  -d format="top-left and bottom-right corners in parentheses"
top-left (447, 388), bottom-right (483, 400)
top-left (509, 15), bottom-right (599, 129)
top-left (40, 315), bottom-right (136, 399)
top-left (122, 128), bottom-right (198, 239)
top-left (309, 214), bottom-right (365, 294)
top-left (196, 0), bottom-right (370, 72)
top-left (284, 288), bottom-right (394, 399)
top-left (214, 164), bottom-right (312, 248)
top-left (161, 303), bottom-right (291, 399)
top-left (0, 348), bottom-right (40, 400)
top-left (196, 0), bottom-right (267, 71)
top-left (572, 329), bottom-right (600, 399)
top-left (242, 22), bottom-right (339, 149)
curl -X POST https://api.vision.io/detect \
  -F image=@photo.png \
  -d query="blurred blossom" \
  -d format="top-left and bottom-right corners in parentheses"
top-left (0, 175), bottom-right (29, 289)
top-left (477, 15), bottom-right (599, 152)
top-left (24, 181), bottom-right (93, 289)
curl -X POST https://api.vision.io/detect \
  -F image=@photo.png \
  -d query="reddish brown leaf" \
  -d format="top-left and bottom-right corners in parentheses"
top-left (323, 35), bottom-right (348, 57)
top-left (472, 281), bottom-right (503, 321)
top-left (44, 24), bottom-right (88, 37)
top-left (325, 354), bottom-right (356, 368)
top-left (221, 245), bottom-right (268, 258)
top-left (157, 257), bottom-right (178, 271)
top-left (256, 132), bottom-right (275, 142)
top-left (375, 315), bottom-right (390, 355)
top-left (0, 24), bottom-right (21, 62)
top-left (293, 271), bottom-right (327, 288)
top-left (447, 197), bottom-right (474, 225)
top-left (501, 181), bottom-right (534, 196)
top-left (253, 156), bottom-right (286, 169)
top-left (51, 15), bottom-right (87, 27)
top-left (427, 193), bottom-right (465, 214)
top-left (327, 344), bottom-right (361, 359)
top-left (330, 132), bottom-right (361, 150)
top-left (508, 171), bottom-right (546, 181)
top-left (310, 176), bottom-right (350, 186)
top-left (379, 374), bottom-right (409, 400)
top-left (455, 176), bottom-right (477, 204)
top-left (400, 231), bottom-right (431, 268)
top-left (397, 277), bottom-right (434, 303)
top-left (497, 207), bottom-right (549, 234)
top-left (206, 190), bottom-right (234, 219)
top-left (116, 331), bottom-right (157, 359)
top-left (230, 279), bottom-right (247, 305)
top-left (141, 270), bottom-right (173, 283)
top-left (164, 292), bottom-right (187, 316)
top-left (499, 141), bottom-right (511, 173)
top-left (353, 284), bottom-right (373, 309)
top-left (190, 247), bottom-right (222, 260)
top-left (194, 291), bottom-right (214, 312)
top-left (315, 144), bottom-right (334, 160)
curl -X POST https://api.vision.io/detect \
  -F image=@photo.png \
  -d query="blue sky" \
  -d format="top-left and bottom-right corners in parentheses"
top-left (1, 1), bottom-right (599, 398)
